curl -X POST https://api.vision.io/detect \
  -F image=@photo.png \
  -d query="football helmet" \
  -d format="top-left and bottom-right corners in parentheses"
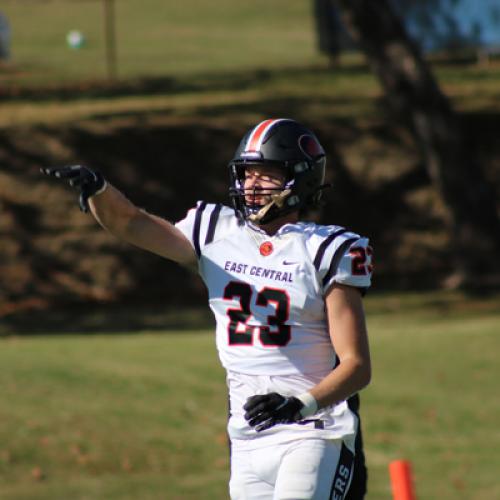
top-left (229, 118), bottom-right (327, 225)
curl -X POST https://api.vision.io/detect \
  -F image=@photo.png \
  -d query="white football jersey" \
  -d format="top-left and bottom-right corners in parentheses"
top-left (175, 202), bottom-right (373, 445)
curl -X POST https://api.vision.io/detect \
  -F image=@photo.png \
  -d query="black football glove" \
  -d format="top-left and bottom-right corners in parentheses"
top-left (243, 393), bottom-right (305, 432)
top-left (41, 165), bottom-right (106, 213)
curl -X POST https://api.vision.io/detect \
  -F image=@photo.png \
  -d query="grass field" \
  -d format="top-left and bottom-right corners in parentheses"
top-left (3, 0), bottom-right (500, 94)
top-left (3, 0), bottom-right (500, 131)
top-left (1, 292), bottom-right (499, 499)
top-left (1, 0), bottom-right (322, 84)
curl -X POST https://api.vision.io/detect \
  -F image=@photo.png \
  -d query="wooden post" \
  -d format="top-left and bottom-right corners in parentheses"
top-left (103, 0), bottom-right (117, 79)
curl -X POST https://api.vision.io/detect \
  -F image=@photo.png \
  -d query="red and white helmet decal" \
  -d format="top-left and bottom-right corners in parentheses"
top-left (299, 134), bottom-right (323, 159)
top-left (243, 118), bottom-right (289, 155)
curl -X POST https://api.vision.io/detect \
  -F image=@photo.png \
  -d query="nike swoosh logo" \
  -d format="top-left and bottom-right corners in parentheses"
top-left (282, 260), bottom-right (299, 265)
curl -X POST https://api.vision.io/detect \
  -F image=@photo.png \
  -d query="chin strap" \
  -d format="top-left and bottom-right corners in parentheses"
top-left (247, 189), bottom-right (292, 224)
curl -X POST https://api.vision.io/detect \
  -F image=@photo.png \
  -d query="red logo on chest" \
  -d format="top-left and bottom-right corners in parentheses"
top-left (259, 241), bottom-right (273, 256)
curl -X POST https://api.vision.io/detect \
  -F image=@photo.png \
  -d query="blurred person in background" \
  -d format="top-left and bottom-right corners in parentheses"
top-left (0, 12), bottom-right (11, 61)
top-left (42, 118), bottom-right (372, 499)
top-left (313, 0), bottom-right (342, 66)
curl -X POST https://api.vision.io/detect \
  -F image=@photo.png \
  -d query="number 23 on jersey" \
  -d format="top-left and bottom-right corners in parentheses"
top-left (223, 280), bottom-right (291, 347)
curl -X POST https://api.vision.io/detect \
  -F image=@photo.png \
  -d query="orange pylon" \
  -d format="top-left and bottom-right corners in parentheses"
top-left (389, 460), bottom-right (416, 500)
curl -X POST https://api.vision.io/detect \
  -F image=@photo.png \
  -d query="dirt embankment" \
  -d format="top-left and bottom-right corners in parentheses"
top-left (1, 105), bottom-right (499, 331)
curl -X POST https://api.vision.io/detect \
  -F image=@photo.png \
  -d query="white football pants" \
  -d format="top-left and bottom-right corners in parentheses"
top-left (229, 438), bottom-right (354, 500)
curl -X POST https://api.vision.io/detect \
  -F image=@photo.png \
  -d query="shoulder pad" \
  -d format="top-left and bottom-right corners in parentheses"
top-left (304, 224), bottom-right (372, 293)
top-left (175, 202), bottom-right (235, 258)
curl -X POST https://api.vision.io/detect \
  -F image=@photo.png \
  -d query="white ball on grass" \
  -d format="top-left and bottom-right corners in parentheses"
top-left (66, 30), bottom-right (85, 49)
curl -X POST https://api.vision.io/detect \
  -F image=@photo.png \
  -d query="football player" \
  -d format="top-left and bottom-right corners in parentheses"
top-left (42, 118), bottom-right (373, 499)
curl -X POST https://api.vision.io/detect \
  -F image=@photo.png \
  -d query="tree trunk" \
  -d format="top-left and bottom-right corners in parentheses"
top-left (336, 0), bottom-right (500, 287)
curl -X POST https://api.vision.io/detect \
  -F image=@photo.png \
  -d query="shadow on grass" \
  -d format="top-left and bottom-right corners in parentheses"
top-left (1, 303), bottom-right (215, 336)
top-left (4, 289), bottom-right (499, 336)
top-left (0, 63), bottom-right (371, 102)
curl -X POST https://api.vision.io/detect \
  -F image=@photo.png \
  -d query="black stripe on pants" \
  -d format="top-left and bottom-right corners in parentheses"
top-left (345, 394), bottom-right (367, 500)
top-left (329, 442), bottom-right (354, 500)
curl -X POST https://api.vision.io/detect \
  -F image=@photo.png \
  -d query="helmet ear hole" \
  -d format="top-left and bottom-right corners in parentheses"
top-left (294, 162), bottom-right (309, 174)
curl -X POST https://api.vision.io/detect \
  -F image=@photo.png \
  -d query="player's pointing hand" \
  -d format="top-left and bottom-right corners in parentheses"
top-left (41, 165), bottom-right (107, 213)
